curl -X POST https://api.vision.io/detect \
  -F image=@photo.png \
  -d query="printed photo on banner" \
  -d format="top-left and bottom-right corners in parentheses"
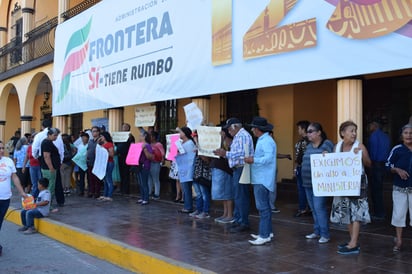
top-left (92, 144), bottom-right (109, 180)
top-left (165, 133), bottom-right (180, 161)
top-left (111, 131), bottom-right (131, 143)
top-left (197, 126), bottom-right (221, 158)
top-left (135, 105), bottom-right (156, 127)
top-left (310, 151), bottom-right (363, 197)
top-left (125, 143), bottom-right (143, 165)
top-left (184, 102), bottom-right (203, 130)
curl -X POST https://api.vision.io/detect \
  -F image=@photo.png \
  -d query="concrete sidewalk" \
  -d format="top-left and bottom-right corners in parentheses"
top-left (5, 190), bottom-right (412, 273)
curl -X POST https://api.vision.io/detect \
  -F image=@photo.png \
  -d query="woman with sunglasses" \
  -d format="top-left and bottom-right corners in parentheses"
top-left (301, 122), bottom-right (334, 244)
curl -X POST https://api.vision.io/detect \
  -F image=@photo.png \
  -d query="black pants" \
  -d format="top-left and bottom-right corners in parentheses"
top-left (118, 157), bottom-right (130, 194)
top-left (55, 170), bottom-right (65, 206)
top-left (0, 199), bottom-right (10, 230)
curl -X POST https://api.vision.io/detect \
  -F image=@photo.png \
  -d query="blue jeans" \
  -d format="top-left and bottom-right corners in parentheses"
top-left (0, 199), bottom-right (10, 230)
top-left (136, 168), bottom-right (150, 202)
top-left (193, 182), bottom-right (211, 213)
top-left (253, 184), bottom-right (273, 238)
top-left (181, 181), bottom-right (193, 211)
top-left (305, 187), bottom-right (330, 239)
top-left (149, 162), bottom-right (161, 197)
top-left (233, 167), bottom-right (250, 226)
top-left (30, 165), bottom-right (42, 198)
top-left (104, 162), bottom-right (114, 198)
top-left (296, 166), bottom-right (308, 211)
top-left (20, 208), bottom-right (44, 228)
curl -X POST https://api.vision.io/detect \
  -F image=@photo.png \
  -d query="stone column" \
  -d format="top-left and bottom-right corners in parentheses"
top-left (58, 0), bottom-right (70, 23)
top-left (0, 27), bottom-right (7, 71)
top-left (20, 116), bottom-right (33, 135)
top-left (0, 27), bottom-right (6, 47)
top-left (192, 97), bottom-right (210, 125)
top-left (108, 108), bottom-right (123, 133)
top-left (21, 7), bottom-right (34, 43)
top-left (0, 121), bottom-right (5, 142)
top-left (54, 116), bottom-right (68, 133)
top-left (337, 79), bottom-right (363, 141)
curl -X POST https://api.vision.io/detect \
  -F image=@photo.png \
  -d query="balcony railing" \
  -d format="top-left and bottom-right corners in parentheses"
top-left (0, 0), bottom-right (101, 79)
top-left (0, 16), bottom-right (57, 75)
top-left (62, 0), bottom-right (101, 20)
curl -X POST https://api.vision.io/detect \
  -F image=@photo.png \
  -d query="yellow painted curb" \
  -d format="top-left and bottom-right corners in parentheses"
top-left (6, 207), bottom-right (215, 274)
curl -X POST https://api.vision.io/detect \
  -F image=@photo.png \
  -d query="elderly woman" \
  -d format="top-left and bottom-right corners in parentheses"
top-left (0, 140), bottom-right (27, 256)
top-left (301, 122), bottom-right (334, 244)
top-left (330, 121), bottom-right (372, 255)
top-left (386, 124), bottom-right (412, 252)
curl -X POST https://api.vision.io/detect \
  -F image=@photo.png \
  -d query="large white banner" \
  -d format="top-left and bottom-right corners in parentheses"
top-left (310, 151), bottom-right (363, 197)
top-left (53, 0), bottom-right (412, 115)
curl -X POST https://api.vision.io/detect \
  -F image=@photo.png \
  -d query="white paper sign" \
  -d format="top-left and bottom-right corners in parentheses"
top-left (310, 151), bottom-right (362, 197)
top-left (92, 144), bottom-right (109, 180)
top-left (184, 102), bottom-right (203, 130)
top-left (135, 106), bottom-right (156, 127)
top-left (197, 126), bottom-right (221, 158)
top-left (111, 131), bottom-right (130, 143)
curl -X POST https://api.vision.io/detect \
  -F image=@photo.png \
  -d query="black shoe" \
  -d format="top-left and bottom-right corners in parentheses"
top-left (178, 209), bottom-right (193, 214)
top-left (271, 208), bottom-right (280, 213)
top-left (337, 245), bottom-right (360, 255)
top-left (230, 224), bottom-right (250, 233)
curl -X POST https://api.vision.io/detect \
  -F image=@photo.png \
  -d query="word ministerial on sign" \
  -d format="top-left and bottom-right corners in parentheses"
top-left (310, 151), bottom-right (362, 197)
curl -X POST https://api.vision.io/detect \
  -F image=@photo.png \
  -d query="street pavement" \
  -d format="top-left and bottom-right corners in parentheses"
top-left (0, 221), bottom-right (134, 274)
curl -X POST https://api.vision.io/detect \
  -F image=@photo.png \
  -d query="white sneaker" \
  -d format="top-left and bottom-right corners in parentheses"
top-left (305, 233), bottom-right (319, 239)
top-left (248, 237), bottom-right (271, 245)
top-left (250, 233), bottom-right (274, 240)
top-left (318, 237), bottom-right (330, 244)
top-left (189, 210), bottom-right (200, 217)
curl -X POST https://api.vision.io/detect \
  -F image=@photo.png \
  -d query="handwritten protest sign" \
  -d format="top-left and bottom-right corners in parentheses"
top-left (311, 151), bottom-right (362, 197)
top-left (184, 102), bottom-right (203, 130)
top-left (166, 134), bottom-right (180, 161)
top-left (135, 105), bottom-right (156, 127)
top-left (111, 131), bottom-right (130, 143)
top-left (125, 143), bottom-right (143, 165)
top-left (197, 126), bottom-right (221, 158)
top-left (92, 144), bottom-right (109, 180)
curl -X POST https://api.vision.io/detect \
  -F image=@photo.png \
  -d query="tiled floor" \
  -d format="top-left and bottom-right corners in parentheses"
top-left (10, 189), bottom-right (412, 273)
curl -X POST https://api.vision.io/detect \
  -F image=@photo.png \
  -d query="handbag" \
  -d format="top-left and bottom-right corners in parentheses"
top-left (193, 156), bottom-right (212, 187)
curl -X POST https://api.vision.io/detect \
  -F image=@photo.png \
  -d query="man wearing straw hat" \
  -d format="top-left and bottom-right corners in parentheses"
top-left (245, 117), bottom-right (277, 245)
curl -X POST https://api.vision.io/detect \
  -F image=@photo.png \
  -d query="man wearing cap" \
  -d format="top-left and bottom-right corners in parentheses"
top-left (244, 117), bottom-right (277, 245)
top-left (214, 118), bottom-right (254, 232)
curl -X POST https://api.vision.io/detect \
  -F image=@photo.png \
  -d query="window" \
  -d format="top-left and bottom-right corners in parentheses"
top-left (156, 100), bottom-right (177, 144)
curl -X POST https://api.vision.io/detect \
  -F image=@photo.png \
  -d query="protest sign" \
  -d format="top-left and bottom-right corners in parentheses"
top-left (197, 126), bottom-right (221, 158)
top-left (72, 144), bottom-right (88, 171)
top-left (92, 144), bottom-right (109, 180)
top-left (311, 151), bottom-right (362, 197)
top-left (184, 102), bottom-right (203, 130)
top-left (112, 131), bottom-right (130, 143)
top-left (125, 143), bottom-right (143, 165)
top-left (135, 105), bottom-right (156, 127)
top-left (166, 133), bottom-right (180, 161)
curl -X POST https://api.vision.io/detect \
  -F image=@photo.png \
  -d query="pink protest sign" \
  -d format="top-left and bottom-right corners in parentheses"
top-left (166, 134), bottom-right (180, 161)
top-left (126, 143), bottom-right (143, 165)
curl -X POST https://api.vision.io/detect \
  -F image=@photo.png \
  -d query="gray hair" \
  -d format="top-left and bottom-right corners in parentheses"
top-left (15, 137), bottom-right (28, 151)
top-left (402, 123), bottom-right (412, 132)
